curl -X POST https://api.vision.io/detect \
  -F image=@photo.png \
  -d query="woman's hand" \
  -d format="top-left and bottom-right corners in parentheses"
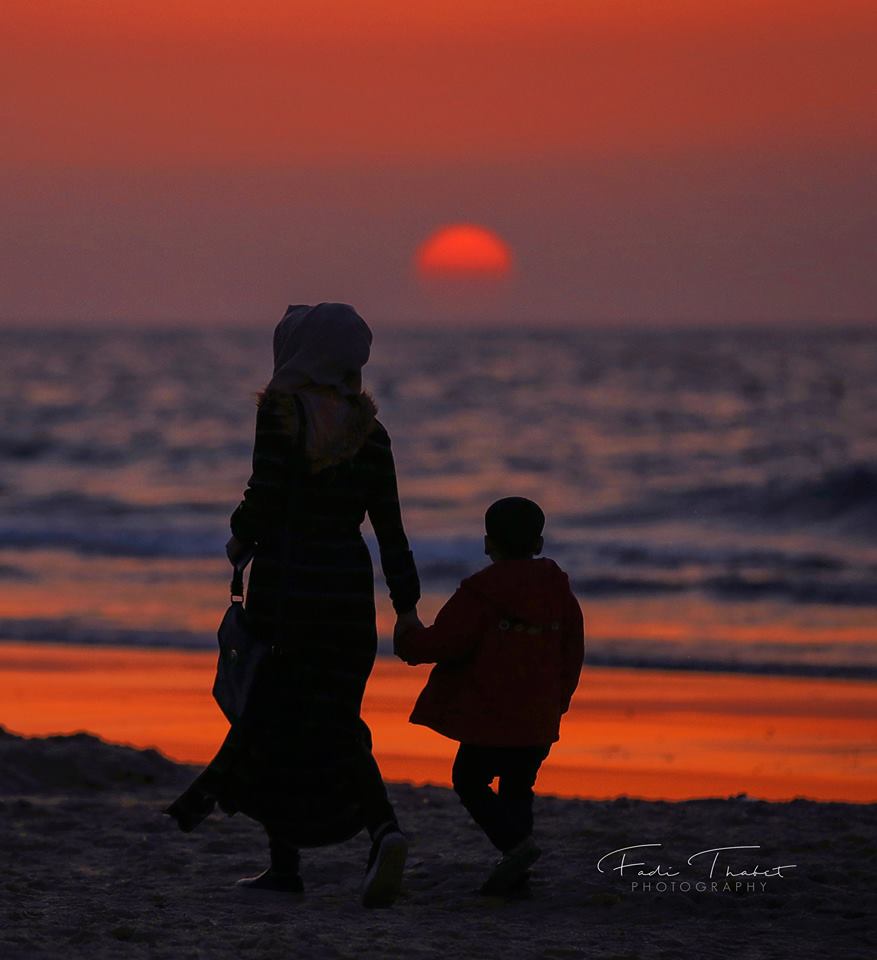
top-left (226, 535), bottom-right (254, 567)
top-left (394, 609), bottom-right (424, 637)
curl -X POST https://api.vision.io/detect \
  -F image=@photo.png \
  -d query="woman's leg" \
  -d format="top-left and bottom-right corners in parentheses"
top-left (351, 740), bottom-right (408, 908)
top-left (235, 824), bottom-right (304, 892)
top-left (267, 829), bottom-right (301, 876)
top-left (350, 745), bottom-right (399, 838)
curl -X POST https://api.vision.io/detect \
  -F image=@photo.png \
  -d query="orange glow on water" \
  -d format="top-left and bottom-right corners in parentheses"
top-left (1, 643), bottom-right (874, 802)
top-left (416, 225), bottom-right (513, 279)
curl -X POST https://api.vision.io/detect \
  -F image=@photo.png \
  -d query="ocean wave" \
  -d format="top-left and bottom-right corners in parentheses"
top-left (0, 526), bottom-right (225, 559)
top-left (571, 572), bottom-right (877, 604)
top-left (0, 619), bottom-right (214, 650)
top-left (724, 463), bottom-right (877, 529)
top-left (3, 623), bottom-right (873, 681)
top-left (0, 492), bottom-right (230, 557)
top-left (702, 574), bottom-right (877, 606)
top-left (567, 463), bottom-right (877, 537)
top-left (0, 436), bottom-right (57, 461)
top-left (2, 520), bottom-right (869, 609)
top-left (570, 576), bottom-right (685, 597)
top-left (580, 650), bottom-right (877, 681)
top-left (0, 440), bottom-right (250, 469)
top-left (10, 491), bottom-right (228, 518)
top-left (406, 537), bottom-right (872, 606)
top-left (590, 542), bottom-right (847, 573)
top-left (0, 563), bottom-right (32, 581)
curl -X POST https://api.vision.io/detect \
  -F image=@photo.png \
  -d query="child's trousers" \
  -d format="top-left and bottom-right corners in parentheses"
top-left (452, 743), bottom-right (551, 853)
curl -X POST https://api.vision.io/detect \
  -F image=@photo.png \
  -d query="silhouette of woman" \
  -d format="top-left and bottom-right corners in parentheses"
top-left (167, 303), bottom-right (422, 907)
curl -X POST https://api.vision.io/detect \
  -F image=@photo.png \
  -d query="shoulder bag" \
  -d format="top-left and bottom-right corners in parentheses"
top-left (212, 394), bottom-right (306, 724)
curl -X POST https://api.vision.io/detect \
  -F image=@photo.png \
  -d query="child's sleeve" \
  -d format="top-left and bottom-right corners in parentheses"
top-left (394, 584), bottom-right (488, 666)
top-left (560, 590), bottom-right (585, 712)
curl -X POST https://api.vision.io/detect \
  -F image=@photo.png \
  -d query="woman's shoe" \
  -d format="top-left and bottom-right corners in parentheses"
top-left (361, 824), bottom-right (408, 908)
top-left (235, 868), bottom-right (304, 894)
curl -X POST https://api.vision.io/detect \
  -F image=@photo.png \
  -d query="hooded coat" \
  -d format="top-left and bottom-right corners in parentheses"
top-left (395, 558), bottom-right (584, 746)
top-left (167, 304), bottom-right (420, 847)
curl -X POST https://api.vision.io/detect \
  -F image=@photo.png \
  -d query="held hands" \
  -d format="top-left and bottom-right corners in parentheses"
top-left (393, 608), bottom-right (424, 663)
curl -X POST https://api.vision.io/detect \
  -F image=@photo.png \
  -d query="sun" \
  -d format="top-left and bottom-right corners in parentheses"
top-left (416, 223), bottom-right (513, 278)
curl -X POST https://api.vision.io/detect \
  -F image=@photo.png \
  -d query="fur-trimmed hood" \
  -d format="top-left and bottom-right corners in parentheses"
top-left (258, 386), bottom-right (378, 473)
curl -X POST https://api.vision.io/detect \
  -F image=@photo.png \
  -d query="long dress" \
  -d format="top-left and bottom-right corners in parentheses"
top-left (167, 391), bottom-right (420, 847)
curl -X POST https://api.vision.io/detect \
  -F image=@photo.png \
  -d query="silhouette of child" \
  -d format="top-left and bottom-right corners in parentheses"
top-left (394, 497), bottom-right (584, 895)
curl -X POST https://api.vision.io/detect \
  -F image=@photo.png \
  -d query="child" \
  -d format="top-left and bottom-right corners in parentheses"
top-left (394, 497), bottom-right (584, 895)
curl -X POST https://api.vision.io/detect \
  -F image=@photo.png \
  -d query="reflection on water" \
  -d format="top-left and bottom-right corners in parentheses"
top-left (1, 644), bottom-right (874, 802)
top-left (1, 326), bottom-right (876, 677)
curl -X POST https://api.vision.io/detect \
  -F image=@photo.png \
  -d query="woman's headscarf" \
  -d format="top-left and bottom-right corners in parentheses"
top-left (264, 303), bottom-right (377, 471)
top-left (268, 302), bottom-right (372, 396)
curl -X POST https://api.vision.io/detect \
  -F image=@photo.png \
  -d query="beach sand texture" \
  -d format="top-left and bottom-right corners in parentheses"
top-left (0, 728), bottom-right (874, 960)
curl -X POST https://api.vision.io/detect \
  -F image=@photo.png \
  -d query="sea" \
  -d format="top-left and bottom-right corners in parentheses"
top-left (1, 325), bottom-right (875, 679)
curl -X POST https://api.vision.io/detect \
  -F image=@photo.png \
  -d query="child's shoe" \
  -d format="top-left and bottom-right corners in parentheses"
top-left (505, 870), bottom-right (534, 900)
top-left (362, 822), bottom-right (408, 907)
top-left (480, 836), bottom-right (541, 896)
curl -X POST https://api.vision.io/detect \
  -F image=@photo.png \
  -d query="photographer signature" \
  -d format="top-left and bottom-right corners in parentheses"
top-left (596, 844), bottom-right (797, 880)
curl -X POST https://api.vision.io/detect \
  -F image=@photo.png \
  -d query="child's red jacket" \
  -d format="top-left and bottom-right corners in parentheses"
top-left (395, 557), bottom-right (584, 746)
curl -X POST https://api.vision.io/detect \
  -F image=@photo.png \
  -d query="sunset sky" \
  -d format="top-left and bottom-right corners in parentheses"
top-left (2, 0), bottom-right (875, 326)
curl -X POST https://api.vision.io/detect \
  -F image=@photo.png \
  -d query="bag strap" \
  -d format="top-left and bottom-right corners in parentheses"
top-left (230, 559), bottom-right (251, 603)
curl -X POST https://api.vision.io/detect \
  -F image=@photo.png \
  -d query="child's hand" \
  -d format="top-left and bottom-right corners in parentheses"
top-left (395, 609), bottom-right (424, 634)
top-left (393, 609), bottom-right (424, 661)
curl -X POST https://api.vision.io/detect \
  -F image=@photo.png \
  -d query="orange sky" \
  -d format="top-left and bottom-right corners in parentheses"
top-left (5, 0), bottom-right (876, 167)
top-left (1, 1), bottom-right (875, 324)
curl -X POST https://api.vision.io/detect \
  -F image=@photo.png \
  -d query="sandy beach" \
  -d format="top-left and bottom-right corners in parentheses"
top-left (0, 643), bottom-right (877, 960)
top-left (0, 726), bottom-right (874, 960)
top-left (2, 644), bottom-right (876, 958)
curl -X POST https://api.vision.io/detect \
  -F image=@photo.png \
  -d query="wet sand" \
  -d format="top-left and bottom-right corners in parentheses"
top-left (1, 641), bottom-right (875, 801)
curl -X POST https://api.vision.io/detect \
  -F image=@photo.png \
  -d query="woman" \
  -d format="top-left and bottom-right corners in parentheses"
top-left (167, 303), bottom-right (422, 908)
